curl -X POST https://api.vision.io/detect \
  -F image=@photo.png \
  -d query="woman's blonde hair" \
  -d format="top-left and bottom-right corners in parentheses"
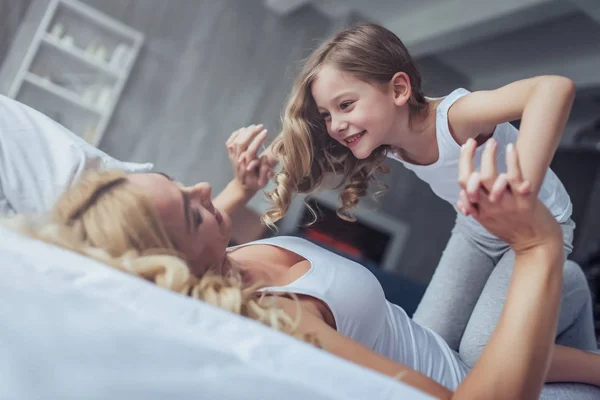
top-left (7, 169), bottom-right (316, 344)
top-left (264, 22), bottom-right (427, 226)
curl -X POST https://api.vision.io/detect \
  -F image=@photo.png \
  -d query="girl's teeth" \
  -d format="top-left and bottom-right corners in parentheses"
top-left (347, 131), bottom-right (364, 143)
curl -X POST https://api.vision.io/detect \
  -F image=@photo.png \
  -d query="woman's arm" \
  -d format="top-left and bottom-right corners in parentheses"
top-left (455, 243), bottom-right (563, 399)
top-left (278, 243), bottom-right (563, 400)
top-left (275, 296), bottom-right (454, 399)
top-left (449, 75), bottom-right (576, 193)
top-left (213, 179), bottom-right (260, 217)
top-left (273, 140), bottom-right (564, 400)
top-left (455, 138), bottom-right (564, 399)
top-left (286, 241), bottom-right (562, 400)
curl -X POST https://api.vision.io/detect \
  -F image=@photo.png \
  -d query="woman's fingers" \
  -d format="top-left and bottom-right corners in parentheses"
top-left (505, 143), bottom-right (525, 191)
top-left (458, 189), bottom-right (478, 217)
top-left (489, 173), bottom-right (509, 203)
top-left (516, 180), bottom-right (532, 195)
top-left (458, 138), bottom-right (476, 189)
top-left (480, 139), bottom-right (498, 191)
top-left (245, 158), bottom-right (260, 172)
top-left (466, 172), bottom-right (481, 203)
top-left (236, 158), bottom-right (248, 185)
top-left (457, 197), bottom-right (465, 214)
top-left (502, 144), bottom-right (533, 195)
top-left (236, 156), bottom-right (272, 189)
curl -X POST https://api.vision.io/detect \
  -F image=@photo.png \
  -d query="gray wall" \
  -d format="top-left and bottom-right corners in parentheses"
top-left (84, 0), bottom-right (335, 192)
top-left (3, 1), bottom-right (597, 286)
top-left (0, 0), bottom-right (333, 191)
top-left (0, 0), bottom-right (33, 64)
top-left (0, 0), bottom-right (457, 284)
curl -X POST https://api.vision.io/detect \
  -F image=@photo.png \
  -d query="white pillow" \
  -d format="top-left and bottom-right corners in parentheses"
top-left (0, 225), bottom-right (434, 400)
top-left (0, 94), bottom-right (153, 215)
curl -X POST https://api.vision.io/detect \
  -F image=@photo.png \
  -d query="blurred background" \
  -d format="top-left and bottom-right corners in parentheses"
top-left (1, 0), bottom-right (599, 326)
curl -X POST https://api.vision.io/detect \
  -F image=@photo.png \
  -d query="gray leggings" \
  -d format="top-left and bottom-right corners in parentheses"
top-left (414, 214), bottom-right (599, 399)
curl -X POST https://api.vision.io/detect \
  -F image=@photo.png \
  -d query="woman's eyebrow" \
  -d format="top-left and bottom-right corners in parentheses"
top-left (153, 172), bottom-right (192, 233)
top-left (154, 172), bottom-right (174, 181)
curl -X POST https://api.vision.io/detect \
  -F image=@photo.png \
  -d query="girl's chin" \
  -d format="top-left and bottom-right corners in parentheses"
top-left (351, 146), bottom-right (374, 160)
top-left (347, 137), bottom-right (377, 159)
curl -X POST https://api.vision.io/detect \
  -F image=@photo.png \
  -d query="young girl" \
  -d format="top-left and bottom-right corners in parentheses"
top-left (263, 22), bottom-right (599, 382)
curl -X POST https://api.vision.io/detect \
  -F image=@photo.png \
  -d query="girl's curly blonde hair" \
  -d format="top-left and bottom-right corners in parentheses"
top-left (264, 22), bottom-right (427, 227)
top-left (5, 169), bottom-right (317, 345)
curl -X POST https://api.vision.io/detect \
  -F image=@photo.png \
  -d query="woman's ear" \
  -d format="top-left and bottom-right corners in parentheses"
top-left (390, 72), bottom-right (411, 107)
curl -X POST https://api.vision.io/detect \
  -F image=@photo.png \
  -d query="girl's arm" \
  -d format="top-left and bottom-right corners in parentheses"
top-left (448, 75), bottom-right (576, 193)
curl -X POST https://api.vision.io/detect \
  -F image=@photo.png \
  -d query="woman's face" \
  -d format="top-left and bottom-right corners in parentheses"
top-left (128, 173), bottom-right (232, 276)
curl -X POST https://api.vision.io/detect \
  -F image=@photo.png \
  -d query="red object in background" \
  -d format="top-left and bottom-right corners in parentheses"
top-left (304, 228), bottom-right (363, 258)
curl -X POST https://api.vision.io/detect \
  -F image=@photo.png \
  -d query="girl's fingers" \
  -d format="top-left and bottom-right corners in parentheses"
top-left (227, 129), bottom-right (240, 145)
top-left (242, 129), bottom-right (268, 162)
top-left (237, 124), bottom-right (264, 147)
top-left (258, 157), bottom-right (270, 187)
top-left (233, 124), bottom-right (263, 158)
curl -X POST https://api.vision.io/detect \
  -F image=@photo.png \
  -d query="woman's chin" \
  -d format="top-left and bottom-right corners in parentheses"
top-left (220, 212), bottom-right (233, 236)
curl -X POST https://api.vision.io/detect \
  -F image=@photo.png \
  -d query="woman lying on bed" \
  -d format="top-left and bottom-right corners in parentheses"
top-left (7, 126), bottom-right (599, 400)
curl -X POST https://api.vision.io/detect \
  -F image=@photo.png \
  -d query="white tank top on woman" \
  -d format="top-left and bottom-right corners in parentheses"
top-left (387, 88), bottom-right (572, 239)
top-left (229, 236), bottom-right (469, 390)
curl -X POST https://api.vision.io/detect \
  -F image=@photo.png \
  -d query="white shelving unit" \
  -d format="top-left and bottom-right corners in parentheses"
top-left (8, 0), bottom-right (144, 146)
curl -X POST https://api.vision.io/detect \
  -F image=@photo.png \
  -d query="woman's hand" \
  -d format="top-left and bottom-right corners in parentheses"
top-left (456, 138), bottom-right (562, 254)
top-left (227, 124), bottom-right (266, 166)
top-left (454, 138), bottom-right (564, 400)
top-left (226, 125), bottom-right (274, 193)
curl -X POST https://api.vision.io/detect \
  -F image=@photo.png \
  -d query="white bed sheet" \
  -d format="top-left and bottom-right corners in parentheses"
top-left (0, 226), bottom-right (434, 400)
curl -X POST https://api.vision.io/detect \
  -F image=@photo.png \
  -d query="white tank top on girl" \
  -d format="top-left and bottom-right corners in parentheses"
top-left (387, 88), bottom-right (572, 239)
top-left (229, 236), bottom-right (469, 390)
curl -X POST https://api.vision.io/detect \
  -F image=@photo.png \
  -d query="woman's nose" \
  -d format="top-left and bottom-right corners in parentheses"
top-left (186, 182), bottom-right (212, 199)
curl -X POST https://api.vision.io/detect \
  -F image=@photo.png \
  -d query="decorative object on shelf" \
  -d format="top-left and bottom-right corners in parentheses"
top-left (49, 23), bottom-right (65, 39)
top-left (60, 35), bottom-right (75, 48)
top-left (7, 0), bottom-right (144, 147)
top-left (110, 43), bottom-right (133, 71)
